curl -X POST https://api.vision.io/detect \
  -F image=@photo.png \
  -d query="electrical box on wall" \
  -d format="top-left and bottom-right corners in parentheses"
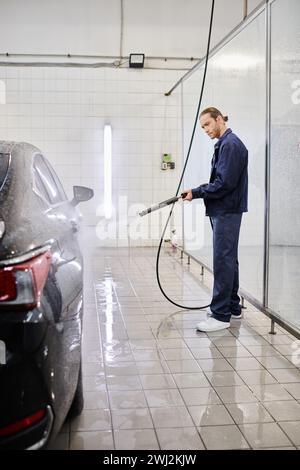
top-left (161, 153), bottom-right (175, 170)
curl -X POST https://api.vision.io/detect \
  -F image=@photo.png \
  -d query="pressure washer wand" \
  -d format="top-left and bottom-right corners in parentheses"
top-left (139, 193), bottom-right (187, 217)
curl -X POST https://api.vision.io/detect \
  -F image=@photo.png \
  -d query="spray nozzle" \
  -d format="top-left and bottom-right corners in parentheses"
top-left (139, 193), bottom-right (186, 217)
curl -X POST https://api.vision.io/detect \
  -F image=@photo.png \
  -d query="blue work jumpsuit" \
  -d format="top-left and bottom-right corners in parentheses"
top-left (192, 129), bottom-right (248, 322)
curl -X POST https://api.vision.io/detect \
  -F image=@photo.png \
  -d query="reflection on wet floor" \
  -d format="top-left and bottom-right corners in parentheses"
top-left (50, 244), bottom-right (300, 450)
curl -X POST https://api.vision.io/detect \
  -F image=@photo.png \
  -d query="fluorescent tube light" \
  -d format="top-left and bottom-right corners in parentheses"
top-left (104, 125), bottom-right (112, 219)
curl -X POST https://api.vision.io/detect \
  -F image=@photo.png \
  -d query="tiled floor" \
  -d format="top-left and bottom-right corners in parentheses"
top-left (50, 242), bottom-right (300, 450)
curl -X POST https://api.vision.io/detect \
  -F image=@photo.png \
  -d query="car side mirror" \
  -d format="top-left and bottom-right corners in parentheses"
top-left (71, 186), bottom-right (94, 206)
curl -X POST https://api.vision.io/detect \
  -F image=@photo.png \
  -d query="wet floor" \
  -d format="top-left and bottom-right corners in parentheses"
top-left (49, 240), bottom-right (300, 450)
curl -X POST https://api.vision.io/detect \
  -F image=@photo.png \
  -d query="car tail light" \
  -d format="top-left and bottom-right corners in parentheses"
top-left (0, 409), bottom-right (46, 438)
top-left (0, 270), bottom-right (17, 301)
top-left (0, 251), bottom-right (52, 310)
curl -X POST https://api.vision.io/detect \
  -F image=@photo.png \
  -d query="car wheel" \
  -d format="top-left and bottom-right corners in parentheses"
top-left (68, 363), bottom-right (84, 418)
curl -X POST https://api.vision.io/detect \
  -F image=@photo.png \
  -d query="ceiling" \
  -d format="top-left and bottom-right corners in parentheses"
top-left (0, 0), bottom-right (262, 65)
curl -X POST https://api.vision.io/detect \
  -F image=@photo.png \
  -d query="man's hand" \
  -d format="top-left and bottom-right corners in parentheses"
top-left (181, 190), bottom-right (193, 201)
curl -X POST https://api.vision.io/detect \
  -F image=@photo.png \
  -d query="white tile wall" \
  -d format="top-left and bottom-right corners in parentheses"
top-left (0, 66), bottom-right (183, 247)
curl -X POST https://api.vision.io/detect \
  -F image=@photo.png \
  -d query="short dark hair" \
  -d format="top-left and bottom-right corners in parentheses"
top-left (200, 107), bottom-right (228, 122)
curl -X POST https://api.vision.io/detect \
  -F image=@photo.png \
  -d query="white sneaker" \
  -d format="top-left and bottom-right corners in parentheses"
top-left (196, 317), bottom-right (230, 332)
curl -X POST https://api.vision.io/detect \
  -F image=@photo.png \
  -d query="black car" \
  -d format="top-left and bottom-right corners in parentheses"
top-left (0, 141), bottom-right (94, 449)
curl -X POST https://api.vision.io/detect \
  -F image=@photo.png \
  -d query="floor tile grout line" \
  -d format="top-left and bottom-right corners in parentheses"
top-left (276, 421), bottom-right (300, 448)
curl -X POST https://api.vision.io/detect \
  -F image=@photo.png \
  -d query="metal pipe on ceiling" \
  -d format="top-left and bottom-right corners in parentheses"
top-left (0, 52), bottom-right (200, 62)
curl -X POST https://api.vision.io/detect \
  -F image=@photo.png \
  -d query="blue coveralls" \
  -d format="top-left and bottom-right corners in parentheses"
top-left (192, 129), bottom-right (248, 323)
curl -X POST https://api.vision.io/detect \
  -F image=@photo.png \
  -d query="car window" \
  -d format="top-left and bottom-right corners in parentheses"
top-left (33, 165), bottom-right (51, 203)
top-left (33, 154), bottom-right (66, 205)
top-left (44, 158), bottom-right (67, 202)
top-left (0, 153), bottom-right (10, 192)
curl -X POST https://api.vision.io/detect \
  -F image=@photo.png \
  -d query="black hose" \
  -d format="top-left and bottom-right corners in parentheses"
top-left (156, 0), bottom-right (215, 310)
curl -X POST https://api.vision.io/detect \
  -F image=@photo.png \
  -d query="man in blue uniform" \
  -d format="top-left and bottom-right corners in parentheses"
top-left (183, 107), bottom-right (248, 332)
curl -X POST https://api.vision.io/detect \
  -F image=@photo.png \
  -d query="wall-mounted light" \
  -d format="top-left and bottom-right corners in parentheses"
top-left (129, 53), bottom-right (145, 68)
top-left (104, 124), bottom-right (112, 219)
